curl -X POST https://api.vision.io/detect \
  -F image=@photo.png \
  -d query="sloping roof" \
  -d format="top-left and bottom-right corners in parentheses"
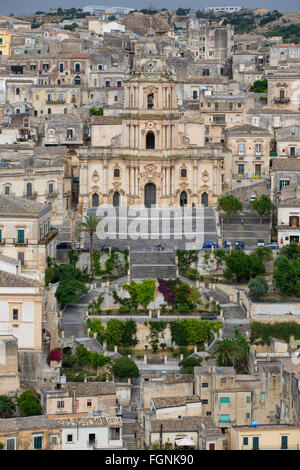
top-left (0, 270), bottom-right (39, 288)
top-left (272, 159), bottom-right (300, 172)
top-left (150, 416), bottom-right (220, 435)
top-left (165, 374), bottom-right (194, 384)
top-left (0, 254), bottom-right (19, 265)
top-left (226, 124), bottom-right (270, 134)
top-left (0, 195), bottom-right (50, 216)
top-left (66, 381), bottom-right (116, 396)
top-left (0, 415), bottom-right (121, 432)
top-left (278, 197), bottom-right (300, 208)
top-left (152, 396), bottom-right (201, 409)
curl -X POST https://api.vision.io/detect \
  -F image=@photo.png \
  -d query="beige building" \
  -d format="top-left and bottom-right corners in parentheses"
top-left (0, 335), bottom-right (20, 395)
top-left (225, 124), bottom-right (271, 189)
top-left (194, 366), bottom-right (281, 431)
top-left (0, 270), bottom-right (43, 351)
top-left (267, 70), bottom-right (300, 112)
top-left (42, 382), bottom-right (117, 418)
top-left (0, 155), bottom-right (72, 225)
top-left (0, 195), bottom-right (56, 281)
top-left (78, 38), bottom-right (224, 210)
top-left (141, 374), bottom-right (194, 410)
top-left (229, 424), bottom-right (300, 450)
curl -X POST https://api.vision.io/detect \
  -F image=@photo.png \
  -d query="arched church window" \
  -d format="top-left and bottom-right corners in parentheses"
top-left (181, 169), bottom-right (187, 178)
top-left (114, 168), bottom-right (120, 178)
top-left (146, 131), bottom-right (155, 149)
top-left (92, 193), bottom-right (99, 207)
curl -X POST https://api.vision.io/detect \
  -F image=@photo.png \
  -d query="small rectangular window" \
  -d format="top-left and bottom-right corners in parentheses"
top-left (12, 309), bottom-right (18, 320)
top-left (67, 434), bottom-right (73, 442)
top-left (260, 392), bottom-right (265, 403)
top-left (202, 382), bottom-right (208, 388)
top-left (243, 437), bottom-right (248, 446)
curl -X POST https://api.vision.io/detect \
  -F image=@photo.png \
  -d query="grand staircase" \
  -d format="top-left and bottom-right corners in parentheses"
top-left (130, 250), bottom-right (177, 280)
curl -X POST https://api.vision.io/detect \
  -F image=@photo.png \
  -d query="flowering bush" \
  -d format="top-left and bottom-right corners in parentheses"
top-left (47, 348), bottom-right (62, 363)
top-left (157, 279), bottom-right (201, 309)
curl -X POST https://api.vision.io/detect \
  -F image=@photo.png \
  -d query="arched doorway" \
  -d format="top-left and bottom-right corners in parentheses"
top-left (74, 75), bottom-right (81, 85)
top-left (144, 183), bottom-right (156, 208)
top-left (113, 191), bottom-right (120, 207)
top-left (146, 131), bottom-right (155, 149)
top-left (201, 192), bottom-right (208, 207)
top-left (92, 193), bottom-right (99, 207)
top-left (180, 191), bottom-right (188, 207)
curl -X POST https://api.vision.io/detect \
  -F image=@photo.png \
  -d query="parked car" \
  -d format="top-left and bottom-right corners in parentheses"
top-left (265, 242), bottom-right (279, 250)
top-left (56, 242), bottom-right (72, 250)
top-left (201, 314), bottom-right (217, 320)
top-left (257, 239), bottom-right (265, 247)
top-left (249, 195), bottom-right (257, 202)
top-left (203, 241), bottom-right (219, 249)
top-left (235, 240), bottom-right (245, 249)
top-left (284, 312), bottom-right (293, 316)
top-left (79, 247), bottom-right (89, 252)
top-left (223, 240), bottom-right (232, 248)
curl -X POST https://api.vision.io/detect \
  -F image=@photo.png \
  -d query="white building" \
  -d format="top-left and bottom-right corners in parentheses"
top-left (205, 6), bottom-right (241, 12)
top-left (59, 416), bottom-right (123, 450)
top-left (278, 185), bottom-right (300, 246)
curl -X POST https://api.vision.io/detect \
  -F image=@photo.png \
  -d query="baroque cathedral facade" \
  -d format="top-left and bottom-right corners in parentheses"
top-left (78, 38), bottom-right (223, 212)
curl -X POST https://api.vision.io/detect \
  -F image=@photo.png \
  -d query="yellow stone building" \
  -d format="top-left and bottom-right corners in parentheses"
top-left (0, 28), bottom-right (11, 57)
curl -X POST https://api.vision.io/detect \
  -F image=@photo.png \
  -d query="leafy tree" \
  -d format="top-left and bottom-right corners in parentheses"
top-left (249, 195), bottom-right (274, 224)
top-left (105, 319), bottom-right (123, 346)
top-left (68, 249), bottom-right (79, 266)
top-left (248, 276), bottom-right (269, 300)
top-left (107, 15), bottom-right (117, 21)
top-left (80, 214), bottom-right (101, 274)
top-left (123, 279), bottom-right (156, 310)
top-left (63, 23), bottom-right (78, 31)
top-left (89, 107), bottom-right (103, 116)
top-left (250, 79), bottom-right (268, 93)
top-left (253, 246), bottom-right (273, 262)
top-left (17, 390), bottom-right (42, 416)
top-left (0, 395), bottom-right (16, 418)
top-left (224, 251), bottom-right (265, 282)
top-left (279, 242), bottom-right (300, 261)
top-left (122, 319), bottom-right (138, 347)
top-left (218, 195), bottom-right (242, 223)
top-left (176, 7), bottom-right (190, 15)
top-left (112, 357), bottom-right (139, 378)
top-left (273, 255), bottom-right (300, 295)
top-left (55, 279), bottom-right (88, 307)
top-left (179, 356), bottom-right (202, 374)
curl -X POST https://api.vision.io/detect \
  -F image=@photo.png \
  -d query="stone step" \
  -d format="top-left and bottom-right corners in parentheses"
top-left (130, 252), bottom-right (176, 265)
top-left (131, 265), bottom-right (177, 279)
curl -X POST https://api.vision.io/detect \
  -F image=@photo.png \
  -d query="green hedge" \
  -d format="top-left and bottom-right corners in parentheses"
top-left (251, 321), bottom-right (300, 345)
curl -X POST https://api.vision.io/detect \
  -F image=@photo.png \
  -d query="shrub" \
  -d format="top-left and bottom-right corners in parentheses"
top-left (17, 390), bottom-right (42, 416)
top-left (248, 276), bottom-right (269, 300)
top-left (0, 395), bottom-right (16, 418)
top-left (111, 357), bottom-right (139, 378)
top-left (47, 348), bottom-right (62, 363)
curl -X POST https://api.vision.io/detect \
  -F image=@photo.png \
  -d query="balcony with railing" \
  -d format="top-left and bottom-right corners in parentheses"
top-left (46, 100), bottom-right (66, 105)
top-left (3, 238), bottom-right (29, 246)
top-left (23, 192), bottom-right (38, 200)
top-left (233, 172), bottom-right (265, 179)
top-left (273, 97), bottom-right (290, 104)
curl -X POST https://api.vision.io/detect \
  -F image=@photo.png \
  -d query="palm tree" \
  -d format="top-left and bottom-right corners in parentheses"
top-left (211, 337), bottom-right (237, 367)
top-left (80, 213), bottom-right (101, 274)
top-left (211, 330), bottom-right (250, 371)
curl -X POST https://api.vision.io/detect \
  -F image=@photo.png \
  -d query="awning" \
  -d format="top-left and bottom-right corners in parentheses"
top-left (175, 438), bottom-right (195, 447)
